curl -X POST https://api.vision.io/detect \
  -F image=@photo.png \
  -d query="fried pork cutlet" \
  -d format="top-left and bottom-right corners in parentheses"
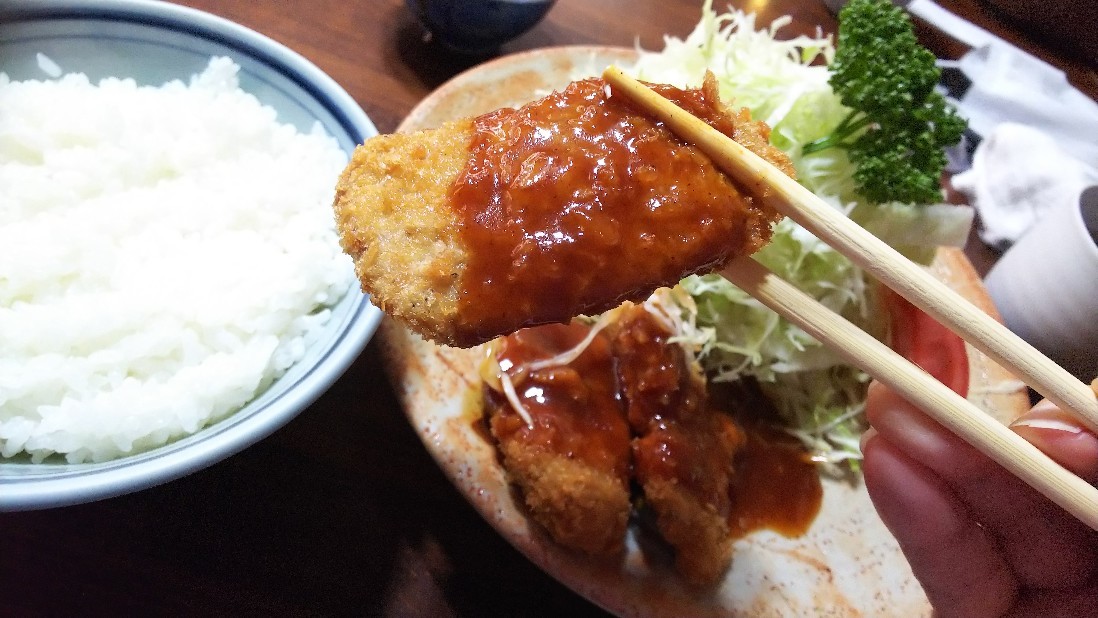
top-left (484, 306), bottom-right (748, 584)
top-left (483, 321), bottom-right (632, 556)
top-left (612, 305), bottom-right (746, 586)
top-left (333, 73), bottom-right (793, 348)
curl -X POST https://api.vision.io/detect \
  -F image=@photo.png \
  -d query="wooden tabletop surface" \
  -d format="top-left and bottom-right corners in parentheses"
top-left (4, 1), bottom-right (1094, 615)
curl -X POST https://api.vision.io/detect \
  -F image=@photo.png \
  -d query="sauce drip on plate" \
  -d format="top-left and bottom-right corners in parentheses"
top-left (728, 424), bottom-right (824, 538)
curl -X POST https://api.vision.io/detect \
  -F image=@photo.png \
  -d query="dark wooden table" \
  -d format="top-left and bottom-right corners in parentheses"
top-left (4, 1), bottom-right (1093, 616)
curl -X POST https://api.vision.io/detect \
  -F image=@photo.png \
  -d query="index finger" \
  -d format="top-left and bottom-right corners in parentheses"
top-left (864, 382), bottom-right (1098, 590)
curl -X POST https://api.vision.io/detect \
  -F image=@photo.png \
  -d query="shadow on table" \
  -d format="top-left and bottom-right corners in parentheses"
top-left (2, 342), bottom-right (610, 617)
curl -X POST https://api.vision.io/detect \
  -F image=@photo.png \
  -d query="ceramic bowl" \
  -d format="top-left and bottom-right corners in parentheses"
top-left (0, 0), bottom-right (381, 511)
top-left (406, 0), bottom-right (557, 53)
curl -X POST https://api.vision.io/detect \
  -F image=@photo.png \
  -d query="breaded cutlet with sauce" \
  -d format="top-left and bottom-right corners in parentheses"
top-left (483, 321), bottom-right (632, 556)
top-left (613, 304), bottom-right (746, 585)
top-left (333, 73), bottom-right (794, 348)
top-left (483, 305), bottom-right (747, 583)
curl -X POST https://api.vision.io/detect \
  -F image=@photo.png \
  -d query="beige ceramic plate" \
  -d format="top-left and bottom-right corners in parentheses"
top-left (377, 46), bottom-right (1029, 617)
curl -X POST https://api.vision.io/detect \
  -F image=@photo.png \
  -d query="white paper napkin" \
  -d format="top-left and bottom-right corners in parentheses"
top-left (907, 0), bottom-right (1098, 248)
top-left (951, 123), bottom-right (1098, 249)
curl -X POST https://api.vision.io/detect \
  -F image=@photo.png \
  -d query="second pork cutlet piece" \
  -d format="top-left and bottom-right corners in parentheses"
top-left (484, 321), bottom-right (632, 555)
top-left (613, 304), bottom-right (746, 586)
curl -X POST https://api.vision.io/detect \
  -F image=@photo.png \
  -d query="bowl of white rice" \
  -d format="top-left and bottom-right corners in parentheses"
top-left (0, 0), bottom-right (382, 509)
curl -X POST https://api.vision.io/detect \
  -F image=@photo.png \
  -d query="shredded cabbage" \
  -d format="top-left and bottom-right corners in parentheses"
top-left (628, 1), bottom-right (972, 473)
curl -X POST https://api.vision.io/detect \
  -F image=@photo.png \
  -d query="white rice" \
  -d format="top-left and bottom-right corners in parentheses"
top-left (0, 57), bottom-right (355, 463)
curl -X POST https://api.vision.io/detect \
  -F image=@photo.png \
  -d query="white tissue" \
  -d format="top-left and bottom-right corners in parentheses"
top-left (907, 0), bottom-right (1098, 247)
top-left (952, 123), bottom-right (1097, 250)
top-left (909, 0), bottom-right (1098, 165)
top-left (945, 43), bottom-right (1098, 167)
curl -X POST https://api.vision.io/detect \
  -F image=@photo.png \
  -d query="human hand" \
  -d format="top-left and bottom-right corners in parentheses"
top-left (861, 381), bottom-right (1098, 617)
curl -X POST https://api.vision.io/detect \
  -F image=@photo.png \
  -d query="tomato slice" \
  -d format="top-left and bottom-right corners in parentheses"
top-left (885, 289), bottom-right (970, 397)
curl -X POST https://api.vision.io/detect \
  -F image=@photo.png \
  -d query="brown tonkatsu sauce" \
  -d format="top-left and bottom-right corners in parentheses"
top-left (613, 306), bottom-right (741, 516)
top-left (486, 322), bottom-right (631, 485)
top-left (449, 76), bottom-right (786, 345)
top-left (484, 309), bottom-right (822, 560)
top-left (728, 425), bottom-right (824, 538)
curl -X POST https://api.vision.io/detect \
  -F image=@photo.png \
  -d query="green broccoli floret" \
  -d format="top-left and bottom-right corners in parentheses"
top-left (801, 0), bottom-right (966, 205)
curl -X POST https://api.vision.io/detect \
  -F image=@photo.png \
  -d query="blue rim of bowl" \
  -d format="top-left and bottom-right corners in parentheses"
top-left (0, 0), bottom-right (381, 511)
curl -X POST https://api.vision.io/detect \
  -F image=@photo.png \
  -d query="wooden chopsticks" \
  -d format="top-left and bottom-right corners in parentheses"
top-left (720, 255), bottom-right (1098, 531)
top-left (602, 66), bottom-right (1098, 531)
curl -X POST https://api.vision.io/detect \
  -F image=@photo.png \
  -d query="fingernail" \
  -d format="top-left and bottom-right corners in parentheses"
top-left (860, 427), bottom-right (878, 452)
top-left (1010, 417), bottom-right (1084, 434)
top-left (1009, 405), bottom-right (1085, 434)
top-left (872, 398), bottom-right (949, 455)
top-left (1029, 398), bottom-right (1059, 415)
top-left (1010, 405), bottom-right (1098, 484)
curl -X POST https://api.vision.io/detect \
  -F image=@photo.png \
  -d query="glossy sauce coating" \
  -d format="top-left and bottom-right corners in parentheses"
top-left (486, 322), bottom-right (631, 484)
top-left (613, 306), bottom-right (742, 513)
top-left (449, 76), bottom-right (785, 345)
top-left (484, 309), bottom-right (824, 558)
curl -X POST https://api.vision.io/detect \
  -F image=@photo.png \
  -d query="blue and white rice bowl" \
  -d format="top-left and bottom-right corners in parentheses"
top-left (0, 0), bottom-right (381, 510)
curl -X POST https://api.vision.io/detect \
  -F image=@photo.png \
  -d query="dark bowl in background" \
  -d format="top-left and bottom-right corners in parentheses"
top-left (407, 0), bottom-right (557, 54)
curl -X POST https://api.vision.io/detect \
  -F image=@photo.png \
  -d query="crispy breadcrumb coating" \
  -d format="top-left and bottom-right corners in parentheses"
top-left (485, 322), bottom-right (632, 556)
top-left (613, 305), bottom-right (745, 585)
top-left (333, 119), bottom-right (472, 341)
